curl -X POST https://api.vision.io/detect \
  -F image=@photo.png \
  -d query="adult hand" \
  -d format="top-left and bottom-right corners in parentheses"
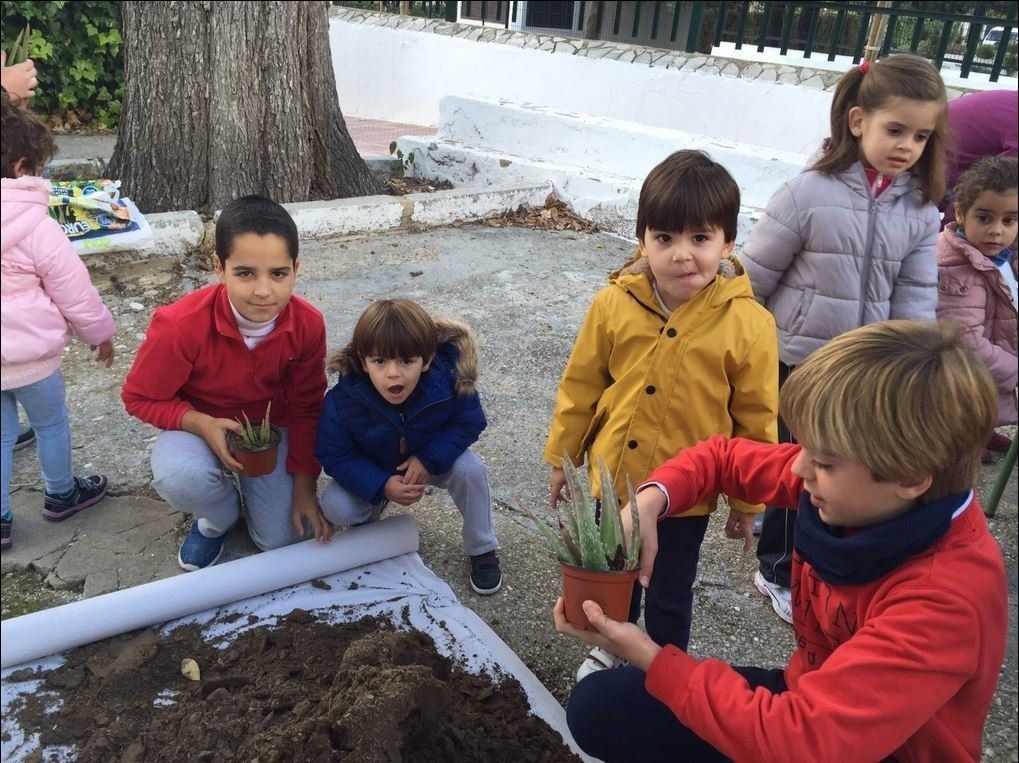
top-left (553, 597), bottom-right (662, 672)
top-left (549, 466), bottom-right (570, 508)
top-left (1, 53), bottom-right (38, 104)
top-left (384, 474), bottom-right (425, 506)
top-left (91, 340), bottom-right (115, 368)
top-left (291, 481), bottom-right (332, 543)
top-left (182, 410), bottom-right (244, 472)
top-left (724, 507), bottom-right (755, 552)
top-left (397, 455), bottom-right (429, 485)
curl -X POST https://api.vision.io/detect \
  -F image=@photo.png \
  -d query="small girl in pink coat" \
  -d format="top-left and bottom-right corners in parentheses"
top-left (1, 91), bottom-right (116, 548)
top-left (936, 156), bottom-right (1018, 461)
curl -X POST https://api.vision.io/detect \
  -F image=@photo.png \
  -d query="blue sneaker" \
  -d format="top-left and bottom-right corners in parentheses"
top-left (178, 524), bottom-right (227, 571)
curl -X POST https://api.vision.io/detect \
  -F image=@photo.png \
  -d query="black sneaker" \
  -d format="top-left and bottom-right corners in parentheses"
top-left (14, 427), bottom-right (35, 451)
top-left (469, 551), bottom-right (502, 595)
top-left (1, 515), bottom-right (11, 549)
top-left (43, 475), bottom-right (109, 521)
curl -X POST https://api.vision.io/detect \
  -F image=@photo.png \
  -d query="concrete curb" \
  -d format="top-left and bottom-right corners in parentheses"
top-left (95, 182), bottom-right (552, 261)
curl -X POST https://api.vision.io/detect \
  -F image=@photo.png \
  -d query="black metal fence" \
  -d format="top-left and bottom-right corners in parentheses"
top-left (334, 1), bottom-right (1019, 81)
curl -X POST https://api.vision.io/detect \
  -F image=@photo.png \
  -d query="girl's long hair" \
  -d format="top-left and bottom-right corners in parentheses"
top-left (812, 54), bottom-right (948, 204)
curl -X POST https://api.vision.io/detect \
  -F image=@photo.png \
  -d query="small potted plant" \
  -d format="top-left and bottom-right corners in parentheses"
top-left (228, 402), bottom-right (282, 478)
top-left (523, 453), bottom-right (640, 629)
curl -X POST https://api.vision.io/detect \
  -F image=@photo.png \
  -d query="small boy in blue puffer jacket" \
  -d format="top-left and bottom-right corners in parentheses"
top-left (316, 298), bottom-right (502, 593)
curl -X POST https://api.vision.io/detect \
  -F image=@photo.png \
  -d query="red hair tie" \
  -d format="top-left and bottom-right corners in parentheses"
top-left (860, 60), bottom-right (871, 74)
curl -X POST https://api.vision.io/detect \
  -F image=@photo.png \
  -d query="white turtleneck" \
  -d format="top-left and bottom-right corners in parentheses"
top-left (229, 301), bottom-right (277, 350)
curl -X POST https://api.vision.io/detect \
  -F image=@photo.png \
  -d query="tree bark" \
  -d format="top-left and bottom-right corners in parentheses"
top-left (108, 0), bottom-right (382, 214)
top-left (583, 1), bottom-right (602, 40)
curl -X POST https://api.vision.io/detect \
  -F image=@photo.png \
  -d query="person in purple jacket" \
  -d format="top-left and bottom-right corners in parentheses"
top-left (941, 89), bottom-right (1018, 224)
top-left (316, 298), bottom-right (503, 594)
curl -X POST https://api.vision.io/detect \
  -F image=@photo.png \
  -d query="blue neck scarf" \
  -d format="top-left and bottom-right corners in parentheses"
top-left (793, 490), bottom-right (970, 586)
top-left (956, 227), bottom-right (1014, 267)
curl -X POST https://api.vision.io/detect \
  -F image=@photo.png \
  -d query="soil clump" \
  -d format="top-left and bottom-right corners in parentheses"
top-left (7, 612), bottom-right (579, 762)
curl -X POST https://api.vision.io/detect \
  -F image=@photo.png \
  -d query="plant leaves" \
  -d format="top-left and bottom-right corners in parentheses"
top-left (625, 476), bottom-right (641, 571)
top-left (562, 451), bottom-right (608, 571)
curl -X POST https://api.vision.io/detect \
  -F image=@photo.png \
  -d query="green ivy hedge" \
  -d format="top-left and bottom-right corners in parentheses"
top-left (2, 1), bottom-right (123, 128)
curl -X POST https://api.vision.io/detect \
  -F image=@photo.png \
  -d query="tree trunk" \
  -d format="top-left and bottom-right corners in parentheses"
top-left (583, 1), bottom-right (602, 40)
top-left (108, 0), bottom-right (382, 214)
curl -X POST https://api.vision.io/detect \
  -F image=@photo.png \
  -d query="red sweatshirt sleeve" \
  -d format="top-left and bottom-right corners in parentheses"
top-left (283, 315), bottom-right (327, 477)
top-left (645, 436), bottom-right (802, 517)
top-left (121, 310), bottom-right (197, 429)
top-left (645, 585), bottom-right (982, 762)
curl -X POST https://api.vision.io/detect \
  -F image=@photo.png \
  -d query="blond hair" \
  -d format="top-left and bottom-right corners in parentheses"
top-left (781, 320), bottom-right (995, 501)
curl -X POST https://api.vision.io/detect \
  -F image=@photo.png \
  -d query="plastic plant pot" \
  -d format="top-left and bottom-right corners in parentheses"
top-left (228, 425), bottom-right (282, 478)
top-left (560, 561), bottom-right (639, 629)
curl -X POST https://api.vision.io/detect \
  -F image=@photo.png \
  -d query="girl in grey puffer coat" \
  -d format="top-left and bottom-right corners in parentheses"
top-left (742, 55), bottom-right (946, 367)
top-left (743, 54), bottom-right (947, 613)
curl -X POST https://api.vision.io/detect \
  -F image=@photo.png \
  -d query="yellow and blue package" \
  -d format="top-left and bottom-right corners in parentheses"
top-left (47, 179), bottom-right (153, 253)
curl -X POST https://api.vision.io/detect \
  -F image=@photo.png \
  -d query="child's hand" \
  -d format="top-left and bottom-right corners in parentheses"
top-left (384, 474), bottom-right (425, 506)
top-left (620, 487), bottom-right (666, 589)
top-left (553, 597), bottom-right (662, 672)
top-left (181, 410), bottom-right (244, 472)
top-left (91, 340), bottom-right (115, 368)
top-left (724, 507), bottom-right (755, 552)
top-left (397, 455), bottom-right (429, 485)
top-left (290, 478), bottom-right (332, 543)
top-left (549, 466), bottom-right (570, 508)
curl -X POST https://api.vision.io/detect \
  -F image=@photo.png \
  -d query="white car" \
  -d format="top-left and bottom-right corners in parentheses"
top-left (982, 26), bottom-right (1018, 46)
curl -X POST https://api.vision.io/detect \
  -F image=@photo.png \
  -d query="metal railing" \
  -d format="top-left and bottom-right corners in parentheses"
top-left (335, 2), bottom-right (1019, 81)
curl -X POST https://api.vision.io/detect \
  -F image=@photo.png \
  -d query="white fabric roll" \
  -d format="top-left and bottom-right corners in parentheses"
top-left (0, 515), bottom-right (418, 669)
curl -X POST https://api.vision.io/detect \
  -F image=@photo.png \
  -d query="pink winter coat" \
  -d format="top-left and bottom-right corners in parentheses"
top-left (1, 176), bottom-right (116, 390)
top-left (936, 223), bottom-right (1018, 425)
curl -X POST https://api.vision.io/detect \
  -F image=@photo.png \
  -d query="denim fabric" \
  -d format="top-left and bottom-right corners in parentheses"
top-left (1, 369), bottom-right (75, 515)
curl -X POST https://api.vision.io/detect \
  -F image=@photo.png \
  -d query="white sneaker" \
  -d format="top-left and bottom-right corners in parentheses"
top-left (754, 570), bottom-right (793, 624)
top-left (576, 646), bottom-right (629, 682)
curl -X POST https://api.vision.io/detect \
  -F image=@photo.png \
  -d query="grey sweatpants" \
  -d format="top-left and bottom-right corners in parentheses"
top-left (151, 428), bottom-right (308, 550)
top-left (320, 449), bottom-right (498, 557)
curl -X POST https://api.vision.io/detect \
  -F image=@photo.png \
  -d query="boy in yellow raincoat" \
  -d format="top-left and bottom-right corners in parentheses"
top-left (545, 150), bottom-right (778, 680)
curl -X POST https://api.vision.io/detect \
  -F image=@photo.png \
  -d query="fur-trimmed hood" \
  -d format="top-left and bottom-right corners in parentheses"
top-left (327, 318), bottom-right (479, 396)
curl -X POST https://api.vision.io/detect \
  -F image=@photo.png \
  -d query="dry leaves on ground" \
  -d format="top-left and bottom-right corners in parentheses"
top-left (478, 193), bottom-right (598, 233)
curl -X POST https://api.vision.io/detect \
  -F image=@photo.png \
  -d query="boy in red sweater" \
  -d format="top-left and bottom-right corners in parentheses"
top-left (555, 320), bottom-right (1007, 763)
top-left (122, 195), bottom-right (329, 570)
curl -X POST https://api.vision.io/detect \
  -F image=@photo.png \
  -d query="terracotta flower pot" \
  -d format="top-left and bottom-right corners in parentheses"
top-left (228, 425), bottom-right (282, 478)
top-left (560, 562), bottom-right (639, 630)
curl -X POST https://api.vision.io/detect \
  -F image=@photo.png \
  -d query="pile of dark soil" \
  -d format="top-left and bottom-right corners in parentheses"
top-left (5, 610), bottom-right (579, 762)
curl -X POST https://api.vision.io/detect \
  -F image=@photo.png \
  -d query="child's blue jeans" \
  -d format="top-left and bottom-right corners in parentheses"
top-left (150, 427), bottom-right (307, 550)
top-left (1, 369), bottom-right (76, 516)
top-left (320, 449), bottom-right (499, 557)
top-left (567, 663), bottom-right (786, 762)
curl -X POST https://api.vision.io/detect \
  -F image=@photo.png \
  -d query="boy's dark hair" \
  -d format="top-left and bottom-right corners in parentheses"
top-left (635, 150), bottom-right (740, 243)
top-left (215, 194), bottom-right (299, 264)
top-left (1, 88), bottom-right (56, 178)
top-left (352, 299), bottom-right (438, 362)
top-left (954, 156), bottom-right (1019, 216)
top-left (812, 54), bottom-right (948, 204)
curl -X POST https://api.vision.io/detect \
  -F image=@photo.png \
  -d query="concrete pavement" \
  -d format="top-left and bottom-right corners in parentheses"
top-left (1, 225), bottom-right (1016, 756)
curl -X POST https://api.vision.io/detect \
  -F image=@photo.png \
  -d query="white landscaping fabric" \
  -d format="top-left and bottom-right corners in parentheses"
top-left (1, 516), bottom-right (592, 761)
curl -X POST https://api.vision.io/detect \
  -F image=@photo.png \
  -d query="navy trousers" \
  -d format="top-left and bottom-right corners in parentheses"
top-left (567, 664), bottom-right (786, 762)
top-left (628, 514), bottom-right (710, 649)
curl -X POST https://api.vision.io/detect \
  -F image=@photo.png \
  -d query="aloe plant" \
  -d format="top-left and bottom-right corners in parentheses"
top-left (523, 453), bottom-right (640, 572)
top-left (234, 401), bottom-right (275, 450)
top-left (6, 25), bottom-right (31, 66)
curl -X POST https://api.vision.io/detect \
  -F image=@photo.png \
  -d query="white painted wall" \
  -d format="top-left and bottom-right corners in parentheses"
top-left (329, 16), bottom-right (833, 156)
